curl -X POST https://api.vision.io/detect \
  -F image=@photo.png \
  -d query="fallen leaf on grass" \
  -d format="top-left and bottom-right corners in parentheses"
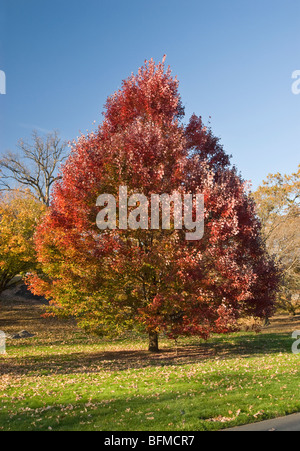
top-left (206, 409), bottom-right (241, 423)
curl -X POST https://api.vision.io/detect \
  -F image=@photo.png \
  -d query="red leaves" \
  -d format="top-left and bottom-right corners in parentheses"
top-left (28, 57), bottom-right (281, 342)
top-left (103, 58), bottom-right (183, 133)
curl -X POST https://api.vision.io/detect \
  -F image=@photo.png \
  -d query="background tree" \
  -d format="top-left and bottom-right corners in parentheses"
top-left (0, 191), bottom-right (45, 295)
top-left (253, 166), bottom-right (300, 314)
top-left (27, 58), bottom-right (280, 351)
top-left (0, 130), bottom-right (68, 206)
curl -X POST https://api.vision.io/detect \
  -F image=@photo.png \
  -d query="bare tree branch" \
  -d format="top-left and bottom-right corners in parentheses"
top-left (0, 130), bottom-right (68, 206)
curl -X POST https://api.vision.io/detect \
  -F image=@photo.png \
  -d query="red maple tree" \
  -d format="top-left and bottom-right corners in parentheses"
top-left (27, 58), bottom-right (280, 351)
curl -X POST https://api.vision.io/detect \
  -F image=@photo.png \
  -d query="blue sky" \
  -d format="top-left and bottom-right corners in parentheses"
top-left (0, 0), bottom-right (299, 189)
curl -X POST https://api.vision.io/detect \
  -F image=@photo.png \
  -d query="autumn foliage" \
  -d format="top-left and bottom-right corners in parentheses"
top-left (0, 191), bottom-right (45, 293)
top-left (27, 58), bottom-right (280, 351)
top-left (253, 166), bottom-right (300, 314)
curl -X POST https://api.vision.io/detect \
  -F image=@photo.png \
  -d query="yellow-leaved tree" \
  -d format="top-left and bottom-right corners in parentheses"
top-left (253, 165), bottom-right (300, 314)
top-left (0, 190), bottom-right (45, 295)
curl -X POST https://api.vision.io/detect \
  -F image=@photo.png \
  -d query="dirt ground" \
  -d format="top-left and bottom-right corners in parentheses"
top-left (0, 285), bottom-right (79, 342)
top-left (1, 284), bottom-right (299, 339)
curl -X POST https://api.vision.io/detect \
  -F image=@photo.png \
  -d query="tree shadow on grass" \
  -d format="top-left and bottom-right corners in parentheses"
top-left (0, 332), bottom-right (294, 377)
top-left (2, 369), bottom-right (299, 432)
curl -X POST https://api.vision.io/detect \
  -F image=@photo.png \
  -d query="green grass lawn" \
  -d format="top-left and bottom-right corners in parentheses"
top-left (0, 298), bottom-right (300, 431)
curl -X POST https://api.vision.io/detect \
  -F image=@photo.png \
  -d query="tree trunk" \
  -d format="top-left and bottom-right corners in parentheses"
top-left (148, 331), bottom-right (159, 352)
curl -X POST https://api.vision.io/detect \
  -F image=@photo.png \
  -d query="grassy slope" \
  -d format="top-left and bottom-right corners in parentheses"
top-left (0, 297), bottom-right (300, 431)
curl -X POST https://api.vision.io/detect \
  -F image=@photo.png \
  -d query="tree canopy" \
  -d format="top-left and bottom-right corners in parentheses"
top-left (253, 166), bottom-right (300, 314)
top-left (0, 190), bottom-right (45, 294)
top-left (27, 58), bottom-right (280, 351)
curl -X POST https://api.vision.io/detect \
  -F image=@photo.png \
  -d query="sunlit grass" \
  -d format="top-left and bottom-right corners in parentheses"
top-left (0, 299), bottom-right (299, 431)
